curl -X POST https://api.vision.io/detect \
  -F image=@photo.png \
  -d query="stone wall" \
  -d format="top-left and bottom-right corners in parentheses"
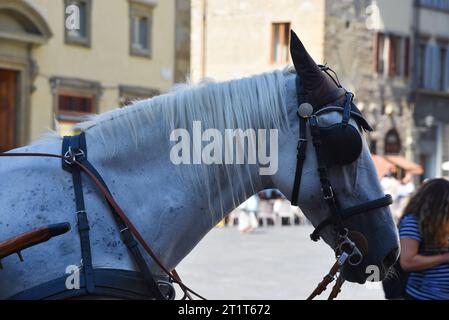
top-left (323, 0), bottom-right (414, 158)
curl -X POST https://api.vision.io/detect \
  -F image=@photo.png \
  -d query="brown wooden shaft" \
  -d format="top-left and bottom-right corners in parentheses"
top-left (0, 223), bottom-right (70, 259)
top-left (0, 227), bottom-right (50, 258)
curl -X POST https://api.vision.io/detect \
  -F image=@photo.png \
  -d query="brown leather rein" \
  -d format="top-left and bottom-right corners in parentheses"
top-left (0, 152), bottom-right (204, 300)
top-left (306, 252), bottom-right (348, 300)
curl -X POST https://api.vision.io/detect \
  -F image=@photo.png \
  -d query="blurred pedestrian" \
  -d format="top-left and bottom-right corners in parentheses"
top-left (381, 170), bottom-right (401, 220)
top-left (273, 198), bottom-right (294, 226)
top-left (396, 174), bottom-right (416, 221)
top-left (238, 195), bottom-right (259, 233)
top-left (398, 178), bottom-right (449, 300)
top-left (257, 191), bottom-right (275, 227)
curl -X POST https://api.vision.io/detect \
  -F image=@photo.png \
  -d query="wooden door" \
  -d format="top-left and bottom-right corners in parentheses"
top-left (0, 69), bottom-right (17, 152)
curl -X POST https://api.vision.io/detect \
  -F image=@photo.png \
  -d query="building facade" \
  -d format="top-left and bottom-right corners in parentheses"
top-left (411, 0), bottom-right (449, 179)
top-left (191, 0), bottom-right (449, 179)
top-left (323, 0), bottom-right (416, 171)
top-left (0, 0), bottom-right (190, 151)
top-left (191, 0), bottom-right (327, 82)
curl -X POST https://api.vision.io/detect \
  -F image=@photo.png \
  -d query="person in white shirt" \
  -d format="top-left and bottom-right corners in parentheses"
top-left (380, 171), bottom-right (401, 220)
top-left (237, 195), bottom-right (259, 233)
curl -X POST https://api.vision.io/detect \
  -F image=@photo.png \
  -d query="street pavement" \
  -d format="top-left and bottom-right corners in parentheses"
top-left (175, 225), bottom-right (386, 300)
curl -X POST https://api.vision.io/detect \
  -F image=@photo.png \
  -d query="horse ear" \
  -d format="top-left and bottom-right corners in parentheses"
top-left (290, 30), bottom-right (324, 91)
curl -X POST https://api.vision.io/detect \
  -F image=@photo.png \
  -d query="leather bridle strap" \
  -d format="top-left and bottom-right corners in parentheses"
top-left (291, 76), bottom-right (308, 207)
top-left (0, 151), bottom-right (205, 300)
top-left (308, 116), bottom-right (343, 226)
top-left (291, 115), bottom-right (307, 207)
top-left (82, 159), bottom-right (167, 299)
top-left (310, 194), bottom-right (393, 242)
top-left (62, 134), bottom-right (167, 299)
top-left (297, 116), bottom-right (393, 242)
top-left (62, 136), bottom-right (95, 294)
top-left (290, 95), bottom-right (393, 242)
top-left (307, 254), bottom-right (342, 300)
top-left (70, 159), bottom-right (202, 299)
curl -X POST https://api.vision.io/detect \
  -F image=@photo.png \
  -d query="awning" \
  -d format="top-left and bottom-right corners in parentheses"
top-left (372, 155), bottom-right (395, 178)
top-left (384, 155), bottom-right (423, 175)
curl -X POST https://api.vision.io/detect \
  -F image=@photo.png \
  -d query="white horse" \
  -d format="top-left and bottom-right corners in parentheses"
top-left (0, 33), bottom-right (399, 299)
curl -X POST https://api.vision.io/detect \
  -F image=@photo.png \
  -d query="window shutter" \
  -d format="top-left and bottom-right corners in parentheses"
top-left (431, 44), bottom-right (441, 90)
top-left (445, 46), bottom-right (449, 92)
top-left (404, 37), bottom-right (410, 78)
top-left (424, 44), bottom-right (433, 89)
top-left (388, 35), bottom-right (397, 77)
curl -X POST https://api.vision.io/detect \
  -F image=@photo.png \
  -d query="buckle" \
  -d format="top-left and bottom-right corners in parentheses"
top-left (64, 146), bottom-right (85, 166)
top-left (120, 227), bottom-right (129, 234)
top-left (322, 185), bottom-right (334, 200)
top-left (157, 280), bottom-right (176, 300)
top-left (308, 115), bottom-right (318, 126)
top-left (76, 210), bottom-right (90, 232)
top-left (297, 138), bottom-right (307, 150)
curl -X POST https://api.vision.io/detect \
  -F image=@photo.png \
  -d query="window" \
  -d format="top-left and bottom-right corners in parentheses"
top-left (439, 46), bottom-right (447, 91)
top-left (119, 85), bottom-right (160, 107)
top-left (384, 129), bottom-right (402, 155)
top-left (58, 93), bottom-right (95, 136)
top-left (390, 36), bottom-right (403, 76)
top-left (417, 40), bottom-right (449, 91)
top-left (50, 77), bottom-right (101, 136)
top-left (439, 45), bottom-right (449, 92)
top-left (271, 23), bottom-right (290, 64)
top-left (64, 0), bottom-right (91, 47)
top-left (418, 0), bottom-right (449, 12)
top-left (375, 33), bottom-right (410, 78)
top-left (129, 1), bottom-right (155, 58)
top-left (132, 16), bottom-right (149, 50)
top-left (59, 95), bottom-right (94, 115)
top-left (375, 33), bottom-right (386, 74)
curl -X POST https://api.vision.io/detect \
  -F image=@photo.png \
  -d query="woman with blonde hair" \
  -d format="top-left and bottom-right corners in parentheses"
top-left (399, 178), bottom-right (449, 300)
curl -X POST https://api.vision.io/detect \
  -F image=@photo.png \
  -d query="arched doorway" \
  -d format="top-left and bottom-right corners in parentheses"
top-left (0, 0), bottom-right (52, 151)
top-left (384, 129), bottom-right (402, 155)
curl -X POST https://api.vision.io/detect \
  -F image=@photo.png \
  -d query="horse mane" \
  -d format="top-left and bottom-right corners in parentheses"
top-left (75, 69), bottom-right (290, 216)
top-left (77, 69), bottom-right (289, 136)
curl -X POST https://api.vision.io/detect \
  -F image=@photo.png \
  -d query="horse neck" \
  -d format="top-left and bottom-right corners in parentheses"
top-left (83, 118), bottom-right (267, 272)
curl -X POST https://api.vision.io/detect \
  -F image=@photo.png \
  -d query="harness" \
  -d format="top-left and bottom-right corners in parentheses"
top-left (1, 134), bottom-right (205, 300)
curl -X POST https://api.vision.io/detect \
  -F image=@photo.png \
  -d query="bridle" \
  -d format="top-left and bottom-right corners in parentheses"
top-left (290, 67), bottom-right (393, 299)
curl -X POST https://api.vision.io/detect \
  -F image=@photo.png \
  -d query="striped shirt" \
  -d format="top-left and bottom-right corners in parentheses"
top-left (399, 214), bottom-right (449, 300)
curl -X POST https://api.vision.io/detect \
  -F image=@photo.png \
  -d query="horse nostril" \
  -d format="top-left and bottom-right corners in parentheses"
top-left (383, 247), bottom-right (399, 269)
